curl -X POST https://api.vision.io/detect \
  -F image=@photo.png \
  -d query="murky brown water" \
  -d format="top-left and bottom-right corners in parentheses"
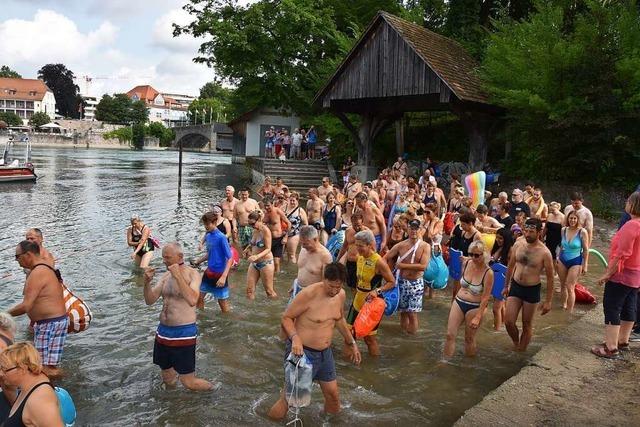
top-left (0, 147), bottom-right (614, 426)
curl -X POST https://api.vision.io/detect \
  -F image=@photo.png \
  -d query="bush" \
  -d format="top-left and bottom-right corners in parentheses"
top-left (29, 112), bottom-right (51, 128)
top-left (103, 127), bottom-right (132, 143)
top-left (132, 123), bottom-right (145, 150)
top-left (0, 112), bottom-right (23, 126)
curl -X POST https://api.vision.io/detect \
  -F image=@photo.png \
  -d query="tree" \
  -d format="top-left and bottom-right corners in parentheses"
top-left (132, 123), bottom-right (146, 150)
top-left (0, 65), bottom-right (21, 78)
top-left (28, 112), bottom-right (51, 128)
top-left (188, 98), bottom-right (225, 123)
top-left (146, 122), bottom-right (176, 146)
top-left (0, 112), bottom-right (23, 126)
top-left (37, 64), bottom-right (80, 118)
top-left (95, 94), bottom-right (148, 124)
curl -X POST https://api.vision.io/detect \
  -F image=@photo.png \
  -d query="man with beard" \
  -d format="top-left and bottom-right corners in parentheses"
top-left (503, 218), bottom-right (555, 351)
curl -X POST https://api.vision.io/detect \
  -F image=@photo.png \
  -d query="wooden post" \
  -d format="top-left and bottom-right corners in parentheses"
top-left (178, 138), bottom-right (183, 199)
top-left (395, 117), bottom-right (404, 157)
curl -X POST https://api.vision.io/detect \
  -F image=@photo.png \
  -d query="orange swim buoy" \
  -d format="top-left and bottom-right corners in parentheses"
top-left (353, 297), bottom-right (385, 338)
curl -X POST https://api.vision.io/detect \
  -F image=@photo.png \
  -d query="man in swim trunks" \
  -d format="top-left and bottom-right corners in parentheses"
top-left (563, 192), bottom-right (594, 247)
top-left (8, 240), bottom-right (67, 378)
top-left (355, 192), bottom-right (386, 253)
top-left (143, 243), bottom-right (214, 391)
top-left (192, 212), bottom-right (234, 313)
top-left (24, 229), bottom-right (55, 269)
top-left (363, 181), bottom-right (382, 209)
top-left (268, 263), bottom-right (361, 420)
top-left (263, 197), bottom-right (291, 274)
top-left (384, 219), bottom-right (430, 334)
top-left (233, 187), bottom-right (260, 250)
top-left (503, 218), bottom-right (555, 351)
top-left (317, 177), bottom-right (335, 202)
top-left (344, 174), bottom-right (363, 201)
top-left (306, 188), bottom-right (325, 231)
top-left (290, 226), bottom-right (333, 299)
top-left (221, 186), bottom-right (239, 236)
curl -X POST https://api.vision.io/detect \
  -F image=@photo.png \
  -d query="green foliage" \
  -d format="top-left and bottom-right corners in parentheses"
top-left (95, 94), bottom-right (148, 125)
top-left (146, 122), bottom-right (175, 147)
top-left (481, 0), bottom-right (640, 187)
top-left (37, 64), bottom-right (80, 118)
top-left (0, 112), bottom-right (23, 126)
top-left (0, 65), bottom-right (21, 78)
top-left (131, 123), bottom-right (145, 150)
top-left (103, 127), bottom-right (133, 143)
top-left (302, 112), bottom-right (357, 169)
top-left (188, 98), bottom-right (226, 124)
top-left (28, 112), bottom-right (51, 128)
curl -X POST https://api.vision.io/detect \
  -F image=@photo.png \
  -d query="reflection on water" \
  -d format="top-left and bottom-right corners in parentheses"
top-left (0, 148), bottom-right (613, 425)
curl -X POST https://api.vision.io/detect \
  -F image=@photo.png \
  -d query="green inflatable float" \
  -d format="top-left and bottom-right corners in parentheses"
top-left (588, 248), bottom-right (608, 268)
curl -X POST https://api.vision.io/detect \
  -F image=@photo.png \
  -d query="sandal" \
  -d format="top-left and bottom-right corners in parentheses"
top-left (598, 342), bottom-right (630, 351)
top-left (591, 345), bottom-right (620, 359)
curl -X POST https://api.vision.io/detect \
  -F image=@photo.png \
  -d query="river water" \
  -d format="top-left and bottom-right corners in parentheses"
top-left (0, 148), bottom-right (613, 426)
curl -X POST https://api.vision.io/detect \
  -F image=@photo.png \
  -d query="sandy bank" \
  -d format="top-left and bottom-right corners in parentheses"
top-left (456, 306), bottom-right (640, 426)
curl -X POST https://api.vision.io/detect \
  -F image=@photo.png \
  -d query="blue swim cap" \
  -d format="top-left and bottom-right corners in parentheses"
top-left (55, 387), bottom-right (77, 426)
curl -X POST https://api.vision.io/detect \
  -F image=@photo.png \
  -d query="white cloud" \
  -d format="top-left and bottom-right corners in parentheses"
top-left (151, 8), bottom-right (201, 53)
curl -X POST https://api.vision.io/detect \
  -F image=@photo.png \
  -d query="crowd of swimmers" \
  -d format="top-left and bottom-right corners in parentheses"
top-left (1, 157), bottom-right (639, 425)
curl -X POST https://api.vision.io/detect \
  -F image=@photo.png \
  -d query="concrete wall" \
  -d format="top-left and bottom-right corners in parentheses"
top-left (245, 113), bottom-right (300, 157)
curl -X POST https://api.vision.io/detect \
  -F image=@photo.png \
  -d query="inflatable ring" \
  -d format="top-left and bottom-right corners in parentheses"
top-left (588, 248), bottom-right (608, 268)
top-left (55, 386), bottom-right (77, 426)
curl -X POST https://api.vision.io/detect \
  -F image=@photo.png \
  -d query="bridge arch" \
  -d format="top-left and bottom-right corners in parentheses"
top-left (175, 133), bottom-right (211, 149)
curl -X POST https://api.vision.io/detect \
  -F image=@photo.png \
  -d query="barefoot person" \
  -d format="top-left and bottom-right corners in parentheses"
top-left (221, 185), bottom-right (239, 235)
top-left (268, 263), bottom-right (361, 420)
top-left (0, 313), bottom-right (17, 420)
top-left (384, 219), bottom-right (430, 334)
top-left (263, 197), bottom-right (291, 274)
top-left (290, 226), bottom-right (333, 299)
top-left (127, 215), bottom-right (155, 268)
top-left (192, 212), bottom-right (234, 313)
top-left (0, 342), bottom-right (65, 427)
top-left (336, 212), bottom-right (368, 291)
top-left (355, 192), bottom-right (387, 252)
top-left (143, 243), bottom-right (213, 391)
top-left (285, 192), bottom-right (308, 264)
top-left (443, 241), bottom-right (494, 358)
top-left (8, 241), bottom-right (67, 378)
top-left (233, 188), bottom-right (260, 249)
top-left (563, 192), bottom-right (594, 246)
top-left (24, 229), bottom-right (55, 269)
top-left (317, 177), bottom-right (335, 202)
top-left (557, 211), bottom-right (589, 313)
top-left (503, 219), bottom-right (555, 351)
top-left (306, 188), bottom-right (325, 231)
top-left (245, 211), bottom-right (277, 299)
top-left (346, 230), bottom-right (396, 356)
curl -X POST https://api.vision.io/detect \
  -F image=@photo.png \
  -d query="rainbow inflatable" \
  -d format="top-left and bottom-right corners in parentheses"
top-left (464, 171), bottom-right (486, 209)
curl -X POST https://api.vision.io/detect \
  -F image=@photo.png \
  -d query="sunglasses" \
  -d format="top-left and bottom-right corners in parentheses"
top-left (523, 225), bottom-right (537, 231)
top-left (0, 366), bottom-right (17, 373)
top-left (469, 253), bottom-right (483, 258)
top-left (14, 252), bottom-right (24, 260)
top-left (248, 221), bottom-right (257, 226)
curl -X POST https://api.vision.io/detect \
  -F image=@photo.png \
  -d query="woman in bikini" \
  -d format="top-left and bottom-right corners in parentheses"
top-left (127, 215), bottom-right (154, 268)
top-left (557, 210), bottom-right (589, 313)
top-left (285, 192), bottom-right (308, 263)
top-left (244, 211), bottom-right (277, 299)
top-left (257, 176), bottom-right (275, 200)
top-left (443, 240), bottom-right (494, 358)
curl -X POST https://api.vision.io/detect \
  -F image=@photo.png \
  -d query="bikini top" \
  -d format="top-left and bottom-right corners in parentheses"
top-left (131, 225), bottom-right (144, 241)
top-left (460, 261), bottom-right (490, 296)
top-left (561, 227), bottom-right (583, 258)
top-left (216, 220), bottom-right (227, 234)
top-left (251, 234), bottom-right (265, 248)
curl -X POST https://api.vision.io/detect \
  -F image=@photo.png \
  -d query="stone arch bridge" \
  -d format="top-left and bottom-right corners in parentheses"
top-left (171, 123), bottom-right (233, 151)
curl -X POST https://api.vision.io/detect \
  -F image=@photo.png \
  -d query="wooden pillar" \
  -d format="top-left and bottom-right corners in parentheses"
top-left (395, 117), bottom-right (404, 157)
top-left (466, 118), bottom-right (489, 171)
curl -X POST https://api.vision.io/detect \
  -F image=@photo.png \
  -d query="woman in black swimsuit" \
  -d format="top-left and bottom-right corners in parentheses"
top-left (0, 313), bottom-right (16, 422)
top-left (0, 342), bottom-right (64, 426)
top-left (127, 215), bottom-right (154, 268)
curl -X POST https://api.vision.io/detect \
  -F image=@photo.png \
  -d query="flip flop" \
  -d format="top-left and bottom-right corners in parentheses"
top-left (591, 345), bottom-right (620, 359)
top-left (598, 342), bottom-right (630, 351)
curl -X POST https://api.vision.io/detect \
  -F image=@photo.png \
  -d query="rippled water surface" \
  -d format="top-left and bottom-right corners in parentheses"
top-left (0, 148), bottom-right (613, 426)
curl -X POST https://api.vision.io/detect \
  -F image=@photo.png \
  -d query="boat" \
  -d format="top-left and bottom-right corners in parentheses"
top-left (0, 132), bottom-right (37, 182)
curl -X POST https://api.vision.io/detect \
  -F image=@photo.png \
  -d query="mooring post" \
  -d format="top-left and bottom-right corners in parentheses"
top-left (178, 139), bottom-right (183, 199)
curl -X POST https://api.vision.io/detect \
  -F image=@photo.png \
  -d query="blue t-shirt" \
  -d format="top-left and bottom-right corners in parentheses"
top-left (205, 229), bottom-right (232, 272)
top-left (307, 129), bottom-right (317, 144)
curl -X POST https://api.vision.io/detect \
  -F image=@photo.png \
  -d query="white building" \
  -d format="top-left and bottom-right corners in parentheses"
top-left (0, 78), bottom-right (56, 125)
top-left (228, 107), bottom-right (300, 157)
top-left (81, 95), bottom-right (99, 121)
top-left (161, 92), bottom-right (196, 109)
top-left (126, 85), bottom-right (189, 127)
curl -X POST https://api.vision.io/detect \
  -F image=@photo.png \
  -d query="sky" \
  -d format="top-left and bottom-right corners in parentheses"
top-left (0, 0), bottom-right (217, 98)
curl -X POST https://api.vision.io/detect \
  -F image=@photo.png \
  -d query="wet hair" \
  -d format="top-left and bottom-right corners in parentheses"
top-left (492, 228), bottom-right (514, 265)
top-left (201, 212), bottom-right (217, 224)
top-left (476, 204), bottom-right (488, 215)
top-left (627, 192), bottom-right (640, 217)
top-left (525, 218), bottom-right (543, 231)
top-left (459, 212), bottom-right (476, 225)
top-left (0, 312), bottom-right (16, 335)
top-left (324, 262), bottom-right (347, 283)
top-left (18, 240), bottom-right (39, 255)
top-left (248, 210), bottom-right (262, 221)
top-left (27, 228), bottom-right (43, 238)
top-left (351, 211), bottom-right (364, 222)
top-left (355, 229), bottom-right (375, 246)
top-left (570, 192), bottom-right (583, 201)
top-left (0, 342), bottom-right (42, 375)
top-left (565, 210), bottom-right (579, 226)
top-left (299, 225), bottom-right (318, 240)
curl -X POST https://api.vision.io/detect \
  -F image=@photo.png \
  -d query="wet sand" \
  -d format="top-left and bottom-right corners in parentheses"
top-left (456, 306), bottom-right (640, 426)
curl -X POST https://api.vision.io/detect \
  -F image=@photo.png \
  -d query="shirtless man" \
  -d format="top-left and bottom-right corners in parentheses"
top-left (337, 213), bottom-right (368, 291)
top-left (273, 177), bottom-right (287, 196)
top-left (384, 219), bottom-right (430, 334)
top-left (384, 174), bottom-right (400, 216)
top-left (503, 219), bottom-right (554, 351)
top-left (363, 182), bottom-right (381, 208)
top-left (8, 241), bottom-right (67, 378)
top-left (290, 226), bottom-right (333, 298)
top-left (355, 192), bottom-right (386, 252)
top-left (220, 186), bottom-right (239, 232)
top-left (263, 197), bottom-right (291, 274)
top-left (317, 177), bottom-right (335, 202)
top-left (527, 187), bottom-right (548, 221)
top-left (563, 192), bottom-right (594, 247)
top-left (268, 263), bottom-right (361, 420)
top-left (343, 175), bottom-right (363, 200)
top-left (306, 188), bottom-right (325, 230)
top-left (233, 187), bottom-right (260, 249)
top-left (24, 229), bottom-right (55, 268)
top-left (143, 243), bottom-right (214, 391)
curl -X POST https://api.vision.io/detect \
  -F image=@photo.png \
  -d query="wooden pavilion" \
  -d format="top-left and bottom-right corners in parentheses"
top-left (313, 11), bottom-right (501, 178)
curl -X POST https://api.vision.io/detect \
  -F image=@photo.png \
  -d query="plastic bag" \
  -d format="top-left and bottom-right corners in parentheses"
top-left (284, 352), bottom-right (313, 408)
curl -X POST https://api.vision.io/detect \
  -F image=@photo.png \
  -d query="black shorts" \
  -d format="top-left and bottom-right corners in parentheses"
top-left (346, 260), bottom-right (357, 289)
top-left (271, 235), bottom-right (284, 258)
top-left (603, 281), bottom-right (638, 326)
top-left (153, 341), bottom-right (196, 375)
top-left (508, 279), bottom-right (541, 304)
